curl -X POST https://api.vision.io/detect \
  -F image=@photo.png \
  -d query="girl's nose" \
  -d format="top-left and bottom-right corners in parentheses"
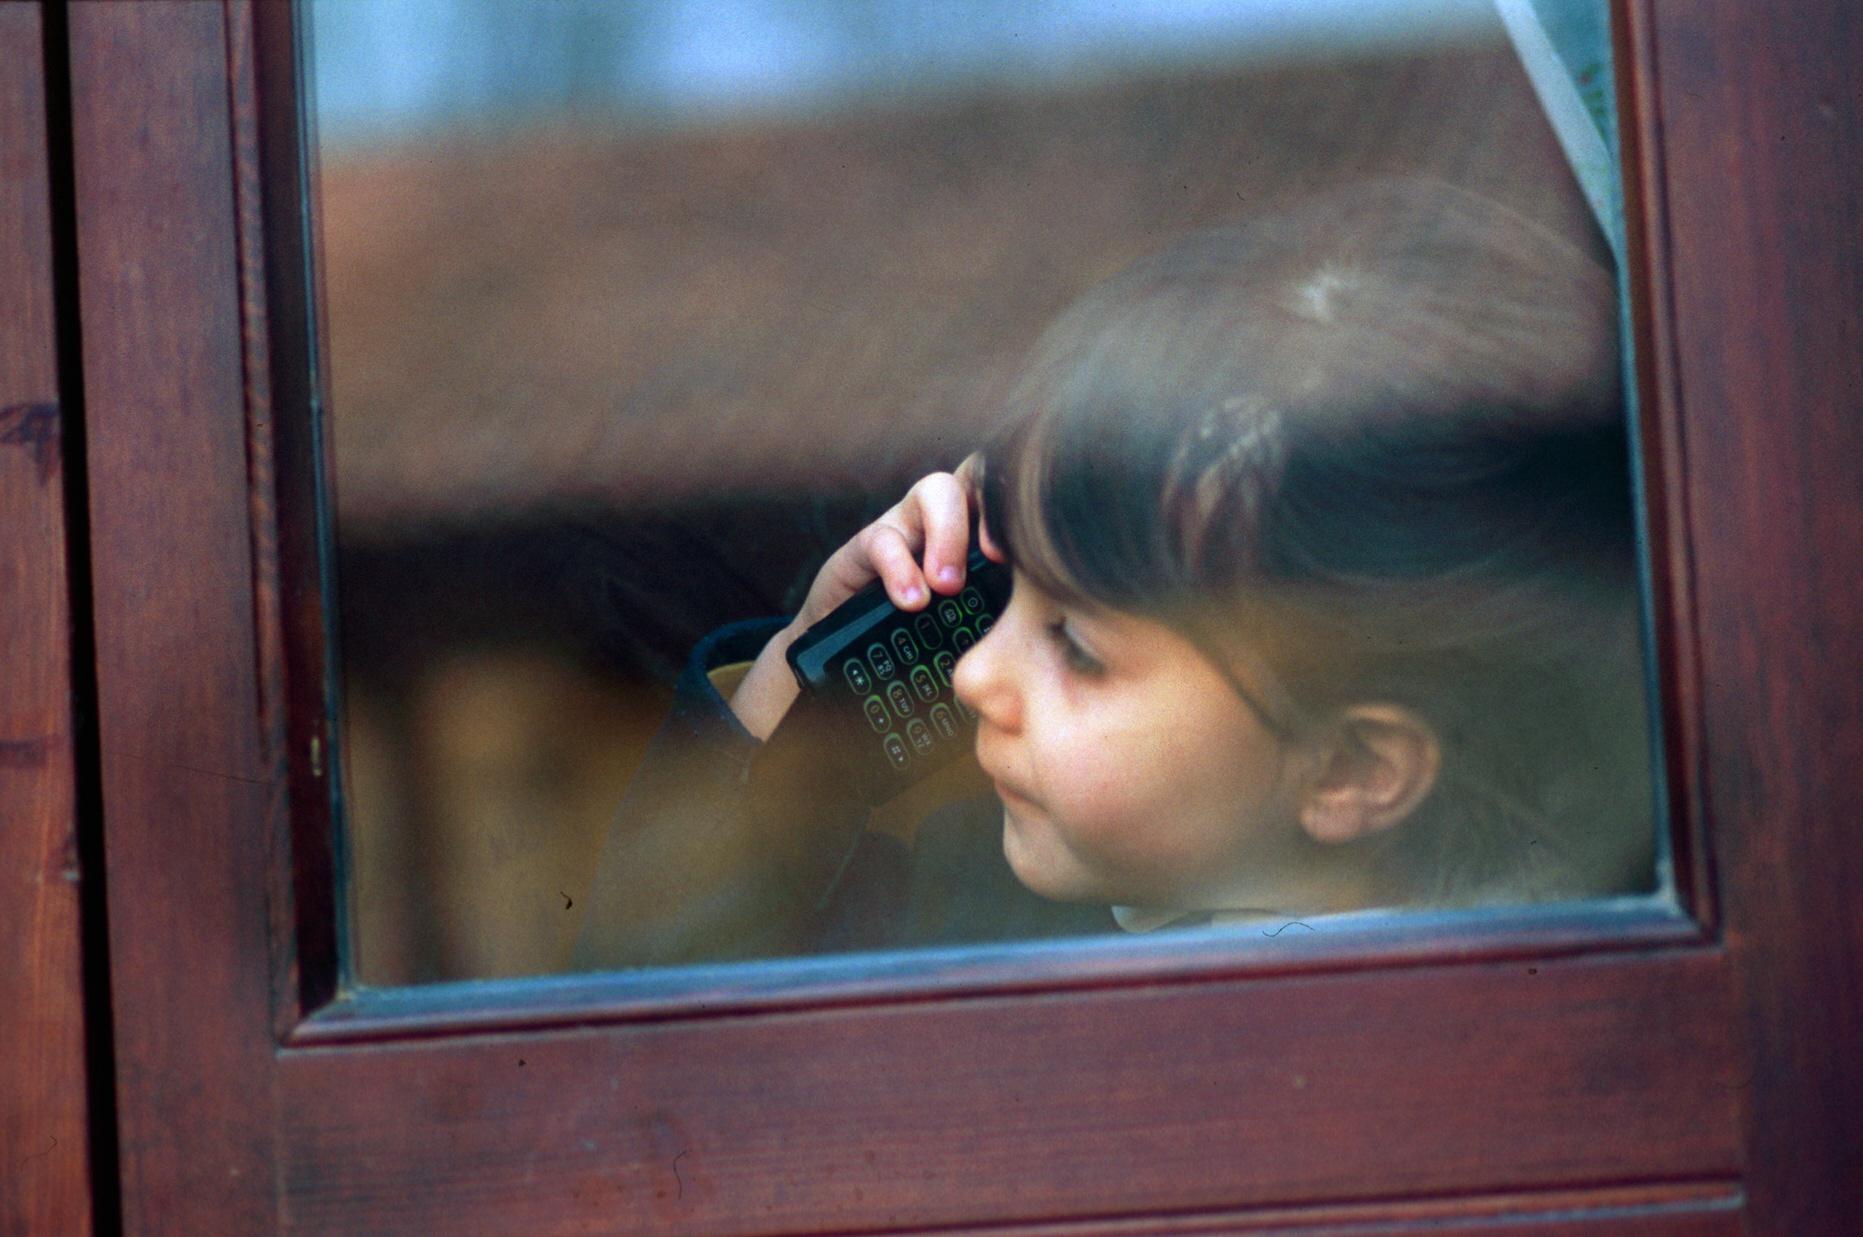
top-left (953, 616), bottom-right (1021, 733)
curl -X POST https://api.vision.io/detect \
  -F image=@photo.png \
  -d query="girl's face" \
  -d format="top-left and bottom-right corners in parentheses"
top-left (953, 572), bottom-right (1316, 910)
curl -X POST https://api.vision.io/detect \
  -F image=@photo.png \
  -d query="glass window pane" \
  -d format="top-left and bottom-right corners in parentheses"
top-left (306, 0), bottom-right (1663, 985)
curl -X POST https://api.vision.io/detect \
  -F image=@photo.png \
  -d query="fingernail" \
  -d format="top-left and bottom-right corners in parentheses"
top-left (937, 565), bottom-right (960, 587)
top-left (902, 585), bottom-right (924, 605)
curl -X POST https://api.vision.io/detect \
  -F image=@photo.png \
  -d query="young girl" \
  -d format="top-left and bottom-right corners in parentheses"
top-left (573, 180), bottom-right (1655, 970)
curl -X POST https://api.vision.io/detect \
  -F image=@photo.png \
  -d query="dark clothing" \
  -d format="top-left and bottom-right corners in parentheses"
top-left (575, 618), bottom-right (1109, 970)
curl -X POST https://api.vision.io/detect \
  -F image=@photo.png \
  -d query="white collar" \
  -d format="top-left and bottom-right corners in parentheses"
top-left (1109, 904), bottom-right (1189, 933)
top-left (1110, 903), bottom-right (1337, 935)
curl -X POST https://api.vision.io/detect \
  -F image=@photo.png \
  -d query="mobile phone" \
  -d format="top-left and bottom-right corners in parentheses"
top-left (783, 548), bottom-right (1011, 799)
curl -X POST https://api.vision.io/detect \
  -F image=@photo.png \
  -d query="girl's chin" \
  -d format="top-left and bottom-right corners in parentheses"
top-left (998, 805), bottom-right (1051, 890)
top-left (999, 807), bottom-right (1099, 903)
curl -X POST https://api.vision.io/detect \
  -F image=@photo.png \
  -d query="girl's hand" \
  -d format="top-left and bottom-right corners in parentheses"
top-left (729, 456), bottom-right (1001, 739)
top-left (793, 457), bottom-right (999, 630)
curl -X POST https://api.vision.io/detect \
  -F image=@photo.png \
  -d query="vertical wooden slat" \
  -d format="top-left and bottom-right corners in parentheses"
top-left (68, 2), bottom-right (279, 1229)
top-left (0, 3), bottom-right (93, 1232)
top-left (1644, 1), bottom-right (1863, 1231)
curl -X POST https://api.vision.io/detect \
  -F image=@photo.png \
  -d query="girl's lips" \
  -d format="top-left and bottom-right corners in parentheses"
top-left (992, 779), bottom-right (1040, 813)
top-left (976, 736), bottom-right (1037, 810)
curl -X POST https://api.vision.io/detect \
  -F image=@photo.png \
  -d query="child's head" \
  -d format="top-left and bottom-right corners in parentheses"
top-left (961, 180), bottom-right (1654, 914)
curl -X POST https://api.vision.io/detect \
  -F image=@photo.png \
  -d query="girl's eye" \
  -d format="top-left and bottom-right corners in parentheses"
top-left (1046, 619), bottom-right (1104, 676)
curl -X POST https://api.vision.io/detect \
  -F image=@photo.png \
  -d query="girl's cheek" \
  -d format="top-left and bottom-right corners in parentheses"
top-left (1045, 731), bottom-right (1150, 837)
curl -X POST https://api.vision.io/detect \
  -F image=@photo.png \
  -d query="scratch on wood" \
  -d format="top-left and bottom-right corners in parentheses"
top-left (118, 748), bottom-right (273, 788)
top-left (167, 761), bottom-right (272, 788)
top-left (0, 402), bottom-right (61, 485)
top-left (1262, 920), bottom-right (1315, 937)
top-left (0, 737), bottom-right (51, 768)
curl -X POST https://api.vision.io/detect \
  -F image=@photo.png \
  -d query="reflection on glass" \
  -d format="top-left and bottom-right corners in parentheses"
top-left (310, 0), bottom-right (1658, 984)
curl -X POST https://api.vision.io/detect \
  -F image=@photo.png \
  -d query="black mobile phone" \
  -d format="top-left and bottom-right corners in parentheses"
top-left (784, 548), bottom-right (1011, 799)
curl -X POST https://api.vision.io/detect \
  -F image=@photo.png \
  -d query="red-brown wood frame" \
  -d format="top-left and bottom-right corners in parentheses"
top-left (1, 3), bottom-right (94, 1231)
top-left (58, 0), bottom-right (1861, 1231)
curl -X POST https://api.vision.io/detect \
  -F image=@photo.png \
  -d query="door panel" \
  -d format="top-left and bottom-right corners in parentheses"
top-left (277, 948), bottom-right (1737, 1234)
top-left (65, 1), bottom-right (1862, 1232)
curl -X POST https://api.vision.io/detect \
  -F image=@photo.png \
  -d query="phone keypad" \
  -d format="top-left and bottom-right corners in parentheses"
top-left (788, 551), bottom-right (1010, 787)
top-left (862, 591), bottom-right (997, 772)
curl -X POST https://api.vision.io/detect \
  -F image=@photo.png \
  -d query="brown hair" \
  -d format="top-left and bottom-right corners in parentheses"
top-left (980, 181), bottom-right (1655, 905)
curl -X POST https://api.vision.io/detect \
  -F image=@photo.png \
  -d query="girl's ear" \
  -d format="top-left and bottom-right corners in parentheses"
top-left (1296, 705), bottom-right (1441, 845)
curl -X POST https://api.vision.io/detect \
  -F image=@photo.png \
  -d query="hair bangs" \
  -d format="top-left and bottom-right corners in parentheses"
top-left (980, 382), bottom-right (1283, 619)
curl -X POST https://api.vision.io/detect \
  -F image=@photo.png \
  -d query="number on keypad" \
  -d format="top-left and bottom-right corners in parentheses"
top-left (868, 642), bottom-right (896, 679)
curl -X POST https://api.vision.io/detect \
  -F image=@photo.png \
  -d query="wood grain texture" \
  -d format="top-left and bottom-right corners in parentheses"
top-left (0, 4), bottom-right (92, 1233)
top-left (68, 3), bottom-right (278, 1230)
top-left (278, 950), bottom-right (1739, 1234)
top-left (1640, 2), bottom-right (1863, 1231)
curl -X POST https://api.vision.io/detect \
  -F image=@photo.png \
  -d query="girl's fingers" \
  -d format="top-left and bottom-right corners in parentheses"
top-left (798, 466), bottom-right (987, 628)
top-left (908, 472), bottom-right (971, 594)
top-left (861, 521), bottom-right (929, 609)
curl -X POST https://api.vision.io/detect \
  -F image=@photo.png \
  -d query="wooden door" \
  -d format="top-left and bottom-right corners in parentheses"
top-left (55, 1), bottom-right (1861, 1231)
